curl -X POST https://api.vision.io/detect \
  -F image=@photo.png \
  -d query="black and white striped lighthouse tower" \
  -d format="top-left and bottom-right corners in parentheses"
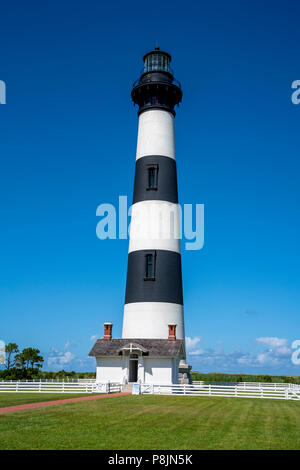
top-left (122, 47), bottom-right (186, 345)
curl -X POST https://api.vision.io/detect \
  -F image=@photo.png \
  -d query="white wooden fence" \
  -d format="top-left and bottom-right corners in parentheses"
top-left (2, 380), bottom-right (299, 401)
top-left (0, 379), bottom-right (96, 383)
top-left (193, 381), bottom-right (298, 389)
top-left (140, 382), bottom-right (300, 401)
top-left (0, 381), bottom-right (120, 394)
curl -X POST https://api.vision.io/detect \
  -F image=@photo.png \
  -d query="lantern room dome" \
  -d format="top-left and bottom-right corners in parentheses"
top-left (143, 46), bottom-right (171, 73)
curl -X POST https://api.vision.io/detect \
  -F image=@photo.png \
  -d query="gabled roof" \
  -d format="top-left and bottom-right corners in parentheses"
top-left (89, 338), bottom-right (184, 358)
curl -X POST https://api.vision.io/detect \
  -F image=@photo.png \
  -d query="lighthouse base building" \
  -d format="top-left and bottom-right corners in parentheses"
top-left (89, 323), bottom-right (190, 385)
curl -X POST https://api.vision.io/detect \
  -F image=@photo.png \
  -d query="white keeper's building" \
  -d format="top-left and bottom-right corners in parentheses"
top-left (90, 324), bottom-right (186, 385)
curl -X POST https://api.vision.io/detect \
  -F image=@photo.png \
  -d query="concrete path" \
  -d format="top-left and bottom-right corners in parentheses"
top-left (0, 392), bottom-right (130, 415)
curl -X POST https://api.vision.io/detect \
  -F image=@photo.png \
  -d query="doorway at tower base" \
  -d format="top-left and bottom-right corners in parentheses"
top-left (178, 361), bottom-right (193, 384)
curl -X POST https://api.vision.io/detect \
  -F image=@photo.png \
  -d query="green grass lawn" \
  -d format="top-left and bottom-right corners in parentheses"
top-left (0, 394), bottom-right (300, 450)
top-left (0, 393), bottom-right (92, 408)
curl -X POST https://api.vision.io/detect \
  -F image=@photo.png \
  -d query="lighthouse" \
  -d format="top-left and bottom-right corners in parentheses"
top-left (90, 48), bottom-right (191, 386)
top-left (123, 47), bottom-right (184, 341)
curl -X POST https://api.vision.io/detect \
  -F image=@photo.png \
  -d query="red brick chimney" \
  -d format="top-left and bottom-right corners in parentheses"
top-left (103, 323), bottom-right (113, 340)
top-left (168, 324), bottom-right (177, 341)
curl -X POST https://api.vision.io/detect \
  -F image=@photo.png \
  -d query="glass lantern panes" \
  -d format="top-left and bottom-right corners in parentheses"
top-left (144, 53), bottom-right (170, 73)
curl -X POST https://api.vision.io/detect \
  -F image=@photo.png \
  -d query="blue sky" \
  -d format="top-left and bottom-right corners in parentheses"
top-left (1, 0), bottom-right (300, 374)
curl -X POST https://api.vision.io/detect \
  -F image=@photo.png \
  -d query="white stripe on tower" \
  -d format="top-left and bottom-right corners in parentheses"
top-left (122, 47), bottom-right (184, 342)
top-left (128, 200), bottom-right (181, 254)
top-left (136, 109), bottom-right (175, 160)
top-left (123, 303), bottom-right (185, 339)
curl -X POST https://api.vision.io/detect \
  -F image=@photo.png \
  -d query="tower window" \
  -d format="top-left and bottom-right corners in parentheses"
top-left (151, 96), bottom-right (157, 105)
top-left (146, 254), bottom-right (153, 278)
top-left (147, 165), bottom-right (158, 190)
top-left (144, 251), bottom-right (156, 280)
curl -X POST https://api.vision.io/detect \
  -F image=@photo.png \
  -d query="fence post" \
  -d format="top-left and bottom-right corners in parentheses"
top-left (184, 384), bottom-right (186, 395)
top-left (62, 381), bottom-right (65, 393)
top-left (16, 381), bottom-right (19, 392)
top-left (261, 387), bottom-right (263, 399)
top-left (39, 381), bottom-right (41, 392)
top-left (209, 384), bottom-right (211, 396)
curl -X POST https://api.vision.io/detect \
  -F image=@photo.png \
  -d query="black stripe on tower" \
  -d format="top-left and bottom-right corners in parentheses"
top-left (133, 155), bottom-right (178, 204)
top-left (125, 250), bottom-right (183, 305)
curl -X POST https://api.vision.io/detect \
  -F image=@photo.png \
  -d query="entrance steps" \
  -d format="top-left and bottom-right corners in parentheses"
top-left (123, 382), bottom-right (134, 393)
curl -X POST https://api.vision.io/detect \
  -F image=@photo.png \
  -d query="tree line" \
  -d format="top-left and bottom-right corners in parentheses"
top-left (191, 371), bottom-right (300, 384)
top-left (5, 343), bottom-right (44, 370)
top-left (0, 342), bottom-right (95, 380)
top-left (0, 343), bottom-right (44, 380)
